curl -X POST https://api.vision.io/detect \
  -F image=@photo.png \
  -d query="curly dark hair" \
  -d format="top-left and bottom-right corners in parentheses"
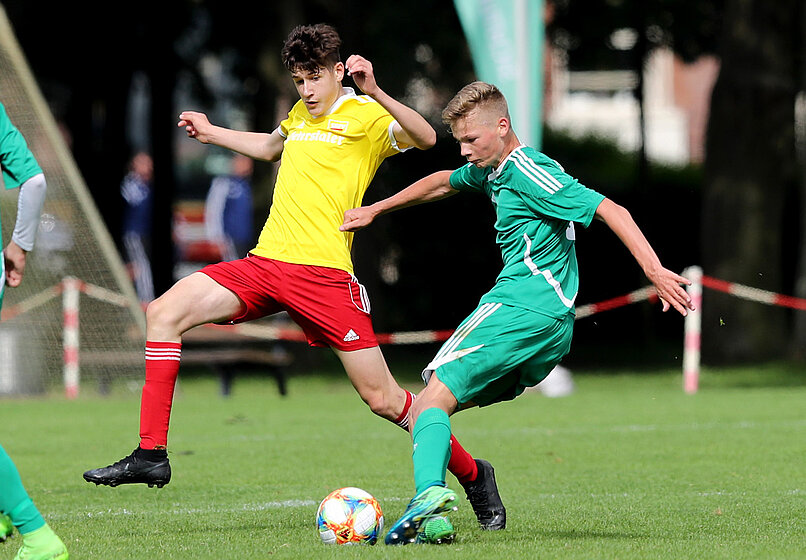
top-left (281, 24), bottom-right (342, 73)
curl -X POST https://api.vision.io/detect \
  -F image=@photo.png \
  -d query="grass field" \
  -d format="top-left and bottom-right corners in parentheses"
top-left (1, 364), bottom-right (804, 559)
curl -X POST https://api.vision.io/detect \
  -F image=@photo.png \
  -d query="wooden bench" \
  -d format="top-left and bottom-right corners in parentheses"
top-left (175, 325), bottom-right (293, 396)
top-left (82, 324), bottom-right (294, 396)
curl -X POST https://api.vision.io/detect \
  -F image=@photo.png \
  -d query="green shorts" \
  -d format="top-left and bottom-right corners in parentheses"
top-left (423, 302), bottom-right (574, 407)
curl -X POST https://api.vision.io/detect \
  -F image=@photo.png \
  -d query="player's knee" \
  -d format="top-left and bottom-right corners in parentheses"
top-left (408, 384), bottom-right (447, 421)
top-left (145, 297), bottom-right (164, 323)
top-left (146, 296), bottom-right (181, 332)
top-left (362, 391), bottom-right (397, 421)
top-left (409, 396), bottom-right (428, 421)
top-left (364, 394), bottom-right (388, 417)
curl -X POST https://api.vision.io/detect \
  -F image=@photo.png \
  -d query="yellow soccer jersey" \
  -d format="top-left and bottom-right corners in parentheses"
top-left (250, 88), bottom-right (410, 273)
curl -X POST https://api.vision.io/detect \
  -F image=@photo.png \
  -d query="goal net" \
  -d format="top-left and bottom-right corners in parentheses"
top-left (0, 5), bottom-right (145, 397)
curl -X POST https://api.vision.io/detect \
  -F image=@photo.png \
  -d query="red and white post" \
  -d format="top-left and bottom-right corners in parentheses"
top-left (62, 276), bottom-right (81, 399)
top-left (682, 266), bottom-right (703, 394)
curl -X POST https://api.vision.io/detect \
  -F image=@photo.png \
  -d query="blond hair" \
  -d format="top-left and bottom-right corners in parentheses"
top-left (441, 82), bottom-right (509, 127)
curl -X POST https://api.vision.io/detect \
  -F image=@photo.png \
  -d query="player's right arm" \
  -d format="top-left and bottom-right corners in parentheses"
top-left (595, 198), bottom-right (694, 316)
top-left (340, 170), bottom-right (457, 232)
top-left (178, 111), bottom-right (284, 162)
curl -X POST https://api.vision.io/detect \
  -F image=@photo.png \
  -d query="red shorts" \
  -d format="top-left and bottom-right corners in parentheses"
top-left (199, 255), bottom-right (378, 351)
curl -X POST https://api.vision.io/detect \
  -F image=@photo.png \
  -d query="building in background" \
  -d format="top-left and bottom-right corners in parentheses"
top-left (546, 42), bottom-right (719, 165)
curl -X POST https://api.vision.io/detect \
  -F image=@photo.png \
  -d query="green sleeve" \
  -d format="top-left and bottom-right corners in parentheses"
top-left (0, 103), bottom-right (42, 190)
top-left (449, 163), bottom-right (486, 193)
top-left (517, 174), bottom-right (605, 228)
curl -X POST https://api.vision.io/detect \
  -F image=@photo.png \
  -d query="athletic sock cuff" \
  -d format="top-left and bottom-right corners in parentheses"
top-left (145, 341), bottom-right (182, 347)
top-left (145, 341), bottom-right (182, 362)
top-left (9, 500), bottom-right (44, 535)
top-left (412, 408), bottom-right (450, 439)
top-left (393, 390), bottom-right (415, 427)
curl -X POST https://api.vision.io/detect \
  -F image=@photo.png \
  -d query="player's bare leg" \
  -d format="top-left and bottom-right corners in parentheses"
top-left (334, 346), bottom-right (407, 421)
top-left (144, 272), bottom-right (245, 341)
top-left (83, 273), bottom-right (244, 488)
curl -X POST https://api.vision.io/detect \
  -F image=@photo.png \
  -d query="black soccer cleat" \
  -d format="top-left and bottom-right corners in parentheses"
top-left (462, 459), bottom-right (506, 530)
top-left (83, 447), bottom-right (171, 488)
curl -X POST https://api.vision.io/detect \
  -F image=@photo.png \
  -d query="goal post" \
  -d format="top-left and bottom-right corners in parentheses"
top-left (0, 4), bottom-right (145, 396)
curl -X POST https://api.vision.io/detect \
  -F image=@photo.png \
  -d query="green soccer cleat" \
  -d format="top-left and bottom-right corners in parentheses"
top-left (384, 485), bottom-right (458, 546)
top-left (417, 515), bottom-right (455, 544)
top-left (1, 514), bottom-right (13, 542)
top-left (13, 524), bottom-right (68, 560)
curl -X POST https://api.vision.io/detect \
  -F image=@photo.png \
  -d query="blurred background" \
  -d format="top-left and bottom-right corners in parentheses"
top-left (0, 0), bottom-right (804, 393)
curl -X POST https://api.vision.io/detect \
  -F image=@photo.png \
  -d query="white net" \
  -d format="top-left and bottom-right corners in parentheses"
top-left (0, 5), bottom-right (145, 396)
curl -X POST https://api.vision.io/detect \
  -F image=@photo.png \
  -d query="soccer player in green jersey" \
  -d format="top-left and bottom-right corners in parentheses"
top-left (341, 82), bottom-right (696, 545)
top-left (0, 101), bottom-right (68, 559)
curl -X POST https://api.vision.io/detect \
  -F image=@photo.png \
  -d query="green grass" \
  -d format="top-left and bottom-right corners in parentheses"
top-left (1, 365), bottom-right (804, 559)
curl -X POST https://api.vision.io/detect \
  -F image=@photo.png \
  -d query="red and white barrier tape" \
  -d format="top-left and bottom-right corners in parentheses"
top-left (1, 283), bottom-right (63, 320)
top-left (682, 269), bottom-right (806, 393)
top-left (4, 270), bottom-right (805, 398)
top-left (206, 284), bottom-right (661, 343)
top-left (575, 286), bottom-right (658, 319)
top-left (701, 275), bottom-right (806, 311)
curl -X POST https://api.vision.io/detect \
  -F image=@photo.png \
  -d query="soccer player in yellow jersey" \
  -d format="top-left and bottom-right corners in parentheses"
top-left (84, 24), bottom-right (505, 534)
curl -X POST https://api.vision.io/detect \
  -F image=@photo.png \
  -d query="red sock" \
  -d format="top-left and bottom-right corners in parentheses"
top-left (393, 390), bottom-right (415, 430)
top-left (139, 341), bottom-right (181, 450)
top-left (448, 435), bottom-right (478, 484)
top-left (393, 390), bottom-right (478, 484)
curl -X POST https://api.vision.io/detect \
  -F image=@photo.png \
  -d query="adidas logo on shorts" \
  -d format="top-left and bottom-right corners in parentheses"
top-left (343, 329), bottom-right (360, 342)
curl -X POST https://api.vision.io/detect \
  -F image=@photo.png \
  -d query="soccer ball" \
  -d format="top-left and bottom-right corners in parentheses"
top-left (315, 487), bottom-right (384, 545)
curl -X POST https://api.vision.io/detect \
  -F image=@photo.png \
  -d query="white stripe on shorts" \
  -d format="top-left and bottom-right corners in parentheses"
top-left (427, 302), bottom-right (501, 370)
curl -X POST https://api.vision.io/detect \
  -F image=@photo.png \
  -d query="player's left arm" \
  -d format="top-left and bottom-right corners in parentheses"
top-left (595, 198), bottom-right (695, 316)
top-left (345, 54), bottom-right (436, 150)
top-left (4, 173), bottom-right (47, 287)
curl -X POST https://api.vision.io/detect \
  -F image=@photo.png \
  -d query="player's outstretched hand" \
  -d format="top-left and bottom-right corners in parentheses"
top-left (340, 207), bottom-right (377, 232)
top-left (345, 55), bottom-right (379, 97)
top-left (3, 240), bottom-right (27, 288)
top-left (648, 267), bottom-right (695, 316)
top-left (178, 111), bottom-right (213, 143)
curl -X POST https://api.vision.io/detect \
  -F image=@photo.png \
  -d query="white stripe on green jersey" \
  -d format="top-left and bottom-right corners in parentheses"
top-left (522, 233), bottom-right (576, 308)
top-left (511, 150), bottom-right (564, 193)
top-left (449, 145), bottom-right (605, 319)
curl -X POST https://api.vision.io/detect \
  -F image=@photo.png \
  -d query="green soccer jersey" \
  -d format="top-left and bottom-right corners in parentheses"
top-left (449, 145), bottom-right (605, 319)
top-left (0, 102), bottom-right (42, 191)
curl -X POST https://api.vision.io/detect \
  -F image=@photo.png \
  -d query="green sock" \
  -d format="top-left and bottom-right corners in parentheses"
top-left (412, 408), bottom-right (452, 494)
top-left (0, 445), bottom-right (45, 534)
